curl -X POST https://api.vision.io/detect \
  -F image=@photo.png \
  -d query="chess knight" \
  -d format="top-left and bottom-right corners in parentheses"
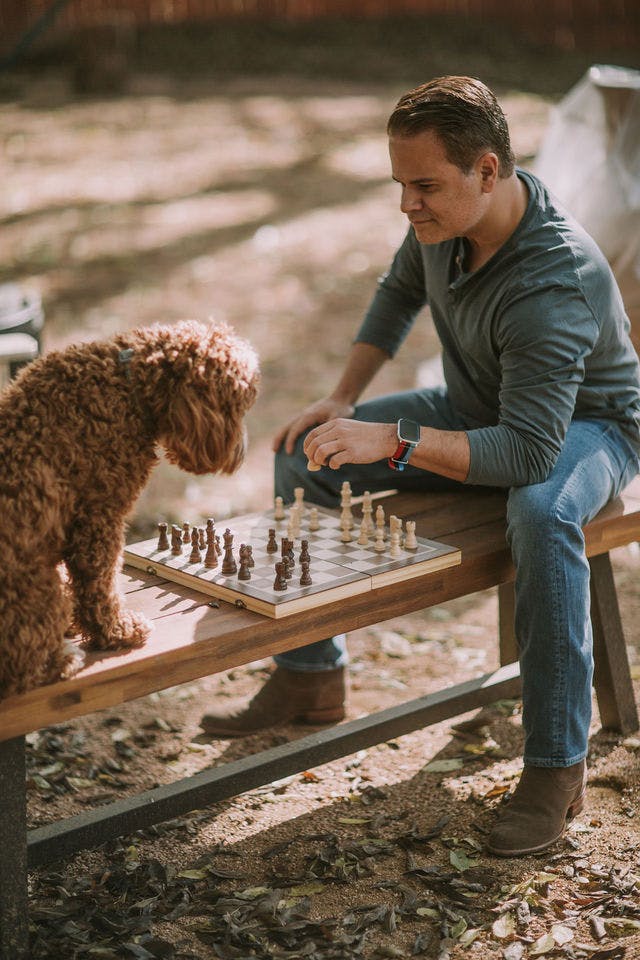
top-left (0, 321), bottom-right (259, 697)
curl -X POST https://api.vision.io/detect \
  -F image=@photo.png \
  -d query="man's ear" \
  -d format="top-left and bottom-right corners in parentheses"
top-left (477, 152), bottom-right (499, 192)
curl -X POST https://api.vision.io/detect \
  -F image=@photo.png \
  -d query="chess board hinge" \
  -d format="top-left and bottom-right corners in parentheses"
top-left (234, 598), bottom-right (247, 609)
top-left (145, 565), bottom-right (158, 576)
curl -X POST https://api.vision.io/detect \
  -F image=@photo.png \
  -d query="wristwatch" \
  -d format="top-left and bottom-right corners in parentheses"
top-left (388, 418), bottom-right (421, 471)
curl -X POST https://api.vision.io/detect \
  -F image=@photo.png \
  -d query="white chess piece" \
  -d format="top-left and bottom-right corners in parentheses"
top-left (389, 529), bottom-right (402, 559)
top-left (357, 517), bottom-right (369, 547)
top-left (374, 527), bottom-right (385, 553)
top-left (340, 518), bottom-right (353, 543)
top-left (340, 480), bottom-right (354, 530)
top-left (405, 520), bottom-right (418, 550)
top-left (293, 486), bottom-right (305, 514)
top-left (274, 496), bottom-right (285, 521)
top-left (308, 507), bottom-right (320, 531)
top-left (362, 491), bottom-right (374, 535)
top-left (375, 504), bottom-right (386, 539)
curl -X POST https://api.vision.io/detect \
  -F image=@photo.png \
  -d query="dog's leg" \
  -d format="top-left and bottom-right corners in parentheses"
top-left (0, 568), bottom-right (84, 696)
top-left (64, 525), bottom-right (150, 651)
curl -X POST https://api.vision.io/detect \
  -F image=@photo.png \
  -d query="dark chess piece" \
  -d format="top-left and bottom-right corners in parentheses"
top-left (157, 521), bottom-right (169, 551)
top-left (221, 528), bottom-right (237, 575)
top-left (300, 539), bottom-right (310, 564)
top-left (198, 528), bottom-right (206, 550)
top-left (266, 528), bottom-right (278, 553)
top-left (189, 528), bottom-right (202, 564)
top-left (182, 522), bottom-right (190, 543)
top-left (273, 560), bottom-right (287, 591)
top-left (204, 525), bottom-right (218, 568)
top-left (171, 525), bottom-right (183, 555)
top-left (246, 544), bottom-right (255, 568)
top-left (300, 559), bottom-right (312, 586)
top-left (238, 545), bottom-right (251, 581)
top-left (283, 555), bottom-right (293, 579)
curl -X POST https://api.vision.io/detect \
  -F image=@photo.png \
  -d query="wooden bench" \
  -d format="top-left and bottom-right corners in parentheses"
top-left (1, 478), bottom-right (639, 959)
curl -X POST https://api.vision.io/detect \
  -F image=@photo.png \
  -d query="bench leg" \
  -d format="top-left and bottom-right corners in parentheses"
top-left (590, 552), bottom-right (639, 734)
top-left (0, 736), bottom-right (28, 960)
top-left (498, 581), bottom-right (519, 665)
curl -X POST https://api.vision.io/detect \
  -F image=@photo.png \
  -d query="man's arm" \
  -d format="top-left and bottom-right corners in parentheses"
top-left (303, 418), bottom-right (470, 481)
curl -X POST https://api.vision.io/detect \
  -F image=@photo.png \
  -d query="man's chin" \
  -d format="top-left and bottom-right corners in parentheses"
top-left (411, 221), bottom-right (442, 244)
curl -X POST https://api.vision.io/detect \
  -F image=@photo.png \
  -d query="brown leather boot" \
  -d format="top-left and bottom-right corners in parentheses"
top-left (200, 665), bottom-right (348, 737)
top-left (487, 760), bottom-right (587, 857)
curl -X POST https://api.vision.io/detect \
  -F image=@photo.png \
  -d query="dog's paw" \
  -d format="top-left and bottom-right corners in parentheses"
top-left (84, 610), bottom-right (151, 650)
top-left (58, 638), bottom-right (86, 680)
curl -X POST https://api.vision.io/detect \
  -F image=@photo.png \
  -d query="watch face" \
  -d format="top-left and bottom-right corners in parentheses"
top-left (398, 418), bottom-right (421, 444)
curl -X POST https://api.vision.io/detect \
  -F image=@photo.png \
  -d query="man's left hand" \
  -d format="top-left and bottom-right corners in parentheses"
top-left (304, 419), bottom-right (396, 469)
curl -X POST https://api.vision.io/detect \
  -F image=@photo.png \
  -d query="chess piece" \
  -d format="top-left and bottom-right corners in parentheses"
top-left (266, 528), bottom-right (278, 553)
top-left (308, 507), bottom-right (320, 532)
top-left (300, 559), bottom-right (312, 586)
top-left (198, 527), bottom-right (206, 550)
top-left (283, 555), bottom-right (293, 579)
top-left (375, 504), bottom-right (386, 539)
top-left (299, 539), bottom-right (310, 564)
top-left (189, 528), bottom-right (202, 564)
top-left (389, 529), bottom-right (402, 559)
top-left (340, 522), bottom-right (353, 543)
top-left (374, 527), bottom-right (385, 553)
top-left (362, 491), bottom-right (374, 535)
top-left (171, 525), bottom-right (183, 555)
top-left (221, 528), bottom-right (237, 575)
top-left (273, 560), bottom-right (287, 591)
top-left (182, 522), bottom-right (190, 544)
top-left (293, 486), bottom-right (305, 514)
top-left (204, 524), bottom-right (218, 568)
top-left (340, 480), bottom-right (354, 529)
top-left (357, 518), bottom-right (369, 547)
top-left (405, 520), bottom-right (418, 550)
top-left (238, 545), bottom-right (251, 581)
top-left (307, 459), bottom-right (322, 472)
top-left (157, 521), bottom-right (169, 551)
top-left (246, 544), bottom-right (255, 568)
top-left (274, 496), bottom-right (285, 521)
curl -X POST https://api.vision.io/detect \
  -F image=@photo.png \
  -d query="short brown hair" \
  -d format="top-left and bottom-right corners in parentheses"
top-left (387, 76), bottom-right (515, 178)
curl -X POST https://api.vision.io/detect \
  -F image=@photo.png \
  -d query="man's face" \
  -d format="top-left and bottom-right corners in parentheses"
top-left (389, 129), bottom-right (490, 244)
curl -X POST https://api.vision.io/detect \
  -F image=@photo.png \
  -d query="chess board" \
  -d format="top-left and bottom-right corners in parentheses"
top-left (123, 504), bottom-right (461, 619)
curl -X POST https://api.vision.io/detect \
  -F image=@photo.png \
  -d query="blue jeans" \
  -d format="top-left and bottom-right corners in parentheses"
top-left (274, 387), bottom-right (639, 766)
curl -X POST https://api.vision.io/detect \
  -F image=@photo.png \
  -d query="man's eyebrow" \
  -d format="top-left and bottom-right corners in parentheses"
top-left (391, 175), bottom-right (437, 184)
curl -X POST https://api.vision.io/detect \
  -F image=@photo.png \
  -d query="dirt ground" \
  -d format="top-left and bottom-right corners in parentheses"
top-left (2, 17), bottom-right (640, 960)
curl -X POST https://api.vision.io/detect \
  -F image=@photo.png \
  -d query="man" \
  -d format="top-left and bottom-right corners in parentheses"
top-left (201, 77), bottom-right (640, 856)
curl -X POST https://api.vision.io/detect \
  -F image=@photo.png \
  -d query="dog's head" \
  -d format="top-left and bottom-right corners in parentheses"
top-left (139, 321), bottom-right (259, 475)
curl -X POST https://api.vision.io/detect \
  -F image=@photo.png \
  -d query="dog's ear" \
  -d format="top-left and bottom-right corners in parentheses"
top-left (161, 385), bottom-right (246, 476)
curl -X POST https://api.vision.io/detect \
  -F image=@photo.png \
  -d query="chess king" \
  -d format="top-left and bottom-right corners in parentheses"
top-left (201, 76), bottom-right (640, 857)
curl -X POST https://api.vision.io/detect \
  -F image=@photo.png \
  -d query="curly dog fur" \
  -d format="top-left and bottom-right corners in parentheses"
top-left (0, 320), bottom-right (259, 697)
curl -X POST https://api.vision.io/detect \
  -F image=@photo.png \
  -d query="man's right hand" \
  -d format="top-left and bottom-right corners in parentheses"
top-left (272, 396), bottom-right (356, 456)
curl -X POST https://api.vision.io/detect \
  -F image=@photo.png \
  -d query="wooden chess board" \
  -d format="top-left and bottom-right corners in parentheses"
top-left (123, 503), bottom-right (461, 619)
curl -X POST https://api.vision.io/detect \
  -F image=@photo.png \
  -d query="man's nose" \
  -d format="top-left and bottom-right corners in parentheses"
top-left (400, 186), bottom-right (421, 214)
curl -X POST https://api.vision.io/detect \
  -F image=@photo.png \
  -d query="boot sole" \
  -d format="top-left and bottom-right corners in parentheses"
top-left (200, 707), bottom-right (346, 737)
top-left (487, 790), bottom-right (586, 858)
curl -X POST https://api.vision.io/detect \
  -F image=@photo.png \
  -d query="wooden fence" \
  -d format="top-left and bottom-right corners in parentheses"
top-left (1, 0), bottom-right (639, 53)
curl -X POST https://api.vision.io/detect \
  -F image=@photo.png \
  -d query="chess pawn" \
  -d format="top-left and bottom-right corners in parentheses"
top-left (204, 526), bottom-right (218, 568)
top-left (171, 525), bottom-right (183, 555)
top-left (157, 521), bottom-right (170, 551)
top-left (189, 529), bottom-right (202, 564)
top-left (238, 546), bottom-right (251, 581)
top-left (357, 518), bottom-right (369, 547)
top-left (274, 496), bottom-right (285, 521)
top-left (374, 527), bottom-right (385, 553)
top-left (389, 529), bottom-right (402, 559)
top-left (198, 527), bottom-right (206, 550)
top-left (299, 539), bottom-right (310, 564)
top-left (293, 486), bottom-right (305, 514)
top-left (283, 555), bottom-right (293, 579)
top-left (246, 544), bottom-right (255, 568)
top-left (299, 559), bottom-right (312, 586)
top-left (340, 522), bottom-right (353, 543)
top-left (375, 504), bottom-right (386, 539)
top-left (273, 560), bottom-right (287, 591)
top-left (182, 522), bottom-right (190, 544)
top-left (405, 520), bottom-right (418, 550)
top-left (308, 507), bottom-right (320, 532)
top-left (266, 528), bottom-right (278, 553)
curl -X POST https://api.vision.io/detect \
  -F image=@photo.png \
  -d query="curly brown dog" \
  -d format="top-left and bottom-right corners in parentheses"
top-left (0, 320), bottom-right (259, 697)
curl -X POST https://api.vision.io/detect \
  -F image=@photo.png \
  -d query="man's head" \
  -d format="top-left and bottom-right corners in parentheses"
top-left (387, 77), bottom-right (518, 246)
top-left (387, 76), bottom-right (515, 178)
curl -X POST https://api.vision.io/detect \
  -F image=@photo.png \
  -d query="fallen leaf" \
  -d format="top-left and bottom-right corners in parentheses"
top-left (529, 932), bottom-right (556, 955)
top-left (492, 912), bottom-right (516, 939)
top-left (424, 758), bottom-right (464, 773)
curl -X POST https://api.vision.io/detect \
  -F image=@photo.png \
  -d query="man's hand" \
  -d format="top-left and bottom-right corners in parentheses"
top-left (303, 419), bottom-right (397, 469)
top-left (272, 398), bottom-right (356, 455)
